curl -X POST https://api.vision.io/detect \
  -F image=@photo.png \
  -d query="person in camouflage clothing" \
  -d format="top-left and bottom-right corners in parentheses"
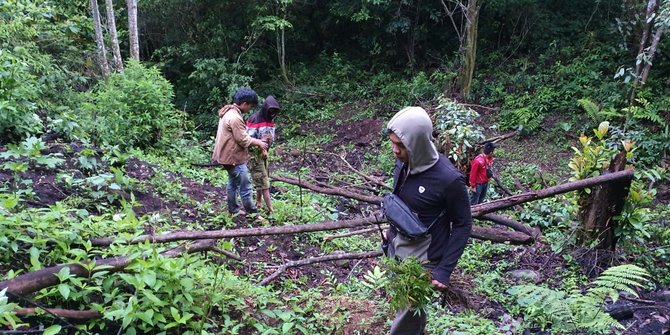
top-left (246, 95), bottom-right (280, 214)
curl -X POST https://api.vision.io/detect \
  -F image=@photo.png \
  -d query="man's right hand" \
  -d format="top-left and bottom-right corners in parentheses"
top-left (254, 139), bottom-right (269, 151)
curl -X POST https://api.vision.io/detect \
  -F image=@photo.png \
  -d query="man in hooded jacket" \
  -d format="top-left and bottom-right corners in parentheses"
top-left (385, 107), bottom-right (472, 335)
top-left (212, 87), bottom-right (268, 218)
top-left (246, 95), bottom-right (280, 213)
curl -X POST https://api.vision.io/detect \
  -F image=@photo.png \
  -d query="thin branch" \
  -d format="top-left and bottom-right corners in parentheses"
top-left (258, 251), bottom-right (382, 286)
top-left (15, 307), bottom-right (102, 320)
top-left (306, 151), bottom-right (392, 190)
top-left (272, 174), bottom-right (383, 204)
top-left (209, 246), bottom-right (242, 261)
top-left (323, 226), bottom-right (388, 241)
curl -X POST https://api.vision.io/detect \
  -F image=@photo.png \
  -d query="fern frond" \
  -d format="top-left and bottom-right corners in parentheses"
top-left (588, 264), bottom-right (650, 303)
top-left (509, 285), bottom-right (574, 326)
top-left (578, 98), bottom-right (600, 122)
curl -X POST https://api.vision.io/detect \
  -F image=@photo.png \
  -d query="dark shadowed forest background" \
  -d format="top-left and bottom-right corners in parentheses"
top-left (1, 0), bottom-right (669, 334)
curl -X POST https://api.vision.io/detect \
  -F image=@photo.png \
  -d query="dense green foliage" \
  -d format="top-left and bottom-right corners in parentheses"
top-left (79, 60), bottom-right (189, 148)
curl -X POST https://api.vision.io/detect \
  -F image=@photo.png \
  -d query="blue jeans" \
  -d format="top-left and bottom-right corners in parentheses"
top-left (470, 182), bottom-right (488, 205)
top-left (226, 164), bottom-right (257, 214)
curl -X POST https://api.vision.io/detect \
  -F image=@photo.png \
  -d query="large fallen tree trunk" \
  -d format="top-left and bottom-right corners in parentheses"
top-left (91, 216), bottom-right (385, 247)
top-left (481, 213), bottom-right (541, 239)
top-left (470, 169), bottom-right (634, 217)
top-left (0, 240), bottom-right (216, 296)
top-left (83, 171), bottom-right (632, 250)
top-left (470, 226), bottom-right (533, 244)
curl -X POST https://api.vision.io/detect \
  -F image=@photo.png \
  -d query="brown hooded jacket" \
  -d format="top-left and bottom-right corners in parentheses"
top-left (211, 104), bottom-right (254, 165)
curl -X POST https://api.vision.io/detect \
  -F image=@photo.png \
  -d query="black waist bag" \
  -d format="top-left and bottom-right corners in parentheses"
top-left (382, 194), bottom-right (444, 240)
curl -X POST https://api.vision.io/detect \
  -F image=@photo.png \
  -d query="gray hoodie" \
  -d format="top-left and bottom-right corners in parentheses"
top-left (386, 107), bottom-right (439, 175)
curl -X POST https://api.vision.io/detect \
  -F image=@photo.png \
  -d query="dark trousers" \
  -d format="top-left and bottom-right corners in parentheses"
top-left (470, 182), bottom-right (488, 205)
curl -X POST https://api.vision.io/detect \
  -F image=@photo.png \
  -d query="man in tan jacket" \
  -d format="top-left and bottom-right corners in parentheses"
top-left (212, 87), bottom-right (268, 218)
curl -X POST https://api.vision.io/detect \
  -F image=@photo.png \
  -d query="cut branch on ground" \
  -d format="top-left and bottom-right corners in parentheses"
top-left (258, 250), bottom-right (383, 286)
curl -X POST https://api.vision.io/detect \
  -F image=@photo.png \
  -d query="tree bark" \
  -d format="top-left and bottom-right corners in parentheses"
top-left (470, 225), bottom-right (533, 244)
top-left (104, 0), bottom-right (123, 72)
top-left (640, 25), bottom-right (665, 84)
top-left (630, 0), bottom-right (660, 103)
top-left (90, 0), bottom-right (110, 77)
top-left (480, 213), bottom-right (541, 239)
top-left (577, 151), bottom-right (631, 250)
top-left (458, 0), bottom-right (482, 97)
top-left (470, 169), bottom-right (633, 217)
top-left (127, 0), bottom-right (139, 60)
top-left (90, 216), bottom-right (385, 247)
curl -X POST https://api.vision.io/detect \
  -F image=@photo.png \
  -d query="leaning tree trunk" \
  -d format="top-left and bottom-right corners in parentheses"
top-left (458, 0), bottom-right (482, 98)
top-left (127, 0), bottom-right (139, 60)
top-left (104, 0), bottom-right (123, 72)
top-left (577, 150), bottom-right (632, 251)
top-left (629, 0), bottom-right (661, 103)
top-left (90, 0), bottom-right (110, 77)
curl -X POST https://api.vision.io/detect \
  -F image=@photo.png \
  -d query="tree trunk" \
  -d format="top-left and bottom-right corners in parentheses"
top-left (640, 25), bottom-right (665, 84)
top-left (127, 0), bottom-right (139, 60)
top-left (470, 169), bottom-right (633, 217)
top-left (629, 0), bottom-right (660, 103)
top-left (104, 0), bottom-right (123, 72)
top-left (458, 0), bottom-right (482, 98)
top-left (277, 8), bottom-right (290, 84)
top-left (90, 0), bottom-right (110, 77)
top-left (577, 151), bottom-right (631, 250)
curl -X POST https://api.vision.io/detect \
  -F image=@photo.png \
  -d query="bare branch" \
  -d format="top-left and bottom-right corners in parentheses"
top-left (15, 307), bottom-right (102, 320)
top-left (258, 251), bottom-right (382, 286)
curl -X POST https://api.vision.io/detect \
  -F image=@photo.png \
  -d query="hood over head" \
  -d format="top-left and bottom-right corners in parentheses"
top-left (218, 104), bottom-right (240, 118)
top-left (259, 96), bottom-right (280, 120)
top-left (387, 106), bottom-right (439, 175)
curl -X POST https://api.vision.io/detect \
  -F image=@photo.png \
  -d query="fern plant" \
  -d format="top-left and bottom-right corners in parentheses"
top-left (577, 98), bottom-right (622, 125)
top-left (508, 264), bottom-right (651, 334)
top-left (622, 98), bottom-right (667, 129)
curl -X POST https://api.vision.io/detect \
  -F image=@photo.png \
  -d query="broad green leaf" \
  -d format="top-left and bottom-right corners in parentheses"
top-left (43, 325), bottom-right (62, 335)
top-left (57, 284), bottom-right (70, 300)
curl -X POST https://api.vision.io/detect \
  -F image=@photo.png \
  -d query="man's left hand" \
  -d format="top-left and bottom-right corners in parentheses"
top-left (431, 279), bottom-right (447, 291)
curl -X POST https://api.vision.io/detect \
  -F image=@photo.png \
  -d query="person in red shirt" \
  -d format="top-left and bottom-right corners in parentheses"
top-left (469, 142), bottom-right (496, 205)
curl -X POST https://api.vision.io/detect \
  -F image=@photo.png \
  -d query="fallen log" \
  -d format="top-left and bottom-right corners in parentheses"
top-left (91, 216), bottom-right (385, 247)
top-left (0, 240), bottom-right (216, 296)
top-left (480, 213), bottom-right (541, 239)
top-left (470, 226), bottom-right (533, 244)
top-left (258, 250), bottom-right (382, 286)
top-left (15, 307), bottom-right (102, 320)
top-left (272, 174), bottom-right (383, 204)
top-left (470, 169), bottom-right (634, 217)
top-left (89, 169), bottom-right (632, 250)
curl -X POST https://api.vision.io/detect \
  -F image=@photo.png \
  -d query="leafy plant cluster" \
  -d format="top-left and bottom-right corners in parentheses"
top-left (568, 121), bottom-right (658, 246)
top-left (0, 193), bottom-right (351, 334)
top-left (432, 97), bottom-right (487, 167)
top-left (363, 257), bottom-right (437, 313)
top-left (0, 0), bottom-right (91, 142)
top-left (78, 61), bottom-right (189, 149)
top-left (477, 43), bottom-right (626, 133)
